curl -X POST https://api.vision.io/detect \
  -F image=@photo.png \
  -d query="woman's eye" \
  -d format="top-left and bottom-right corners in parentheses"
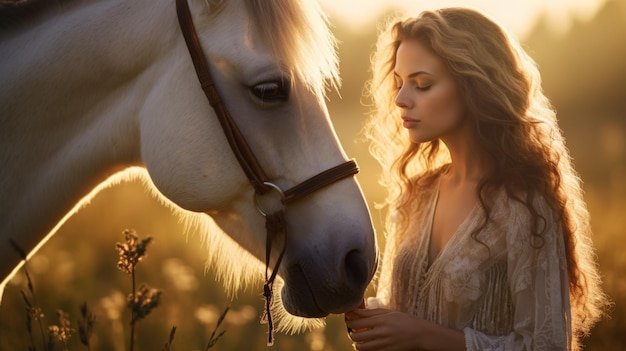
top-left (250, 81), bottom-right (290, 103)
top-left (416, 85), bottom-right (431, 91)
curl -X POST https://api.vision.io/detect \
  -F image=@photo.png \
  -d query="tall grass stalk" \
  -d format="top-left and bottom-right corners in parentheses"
top-left (115, 229), bottom-right (158, 351)
top-left (11, 239), bottom-right (48, 351)
top-left (11, 229), bottom-right (228, 350)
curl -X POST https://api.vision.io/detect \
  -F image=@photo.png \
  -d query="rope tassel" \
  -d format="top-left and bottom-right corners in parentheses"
top-left (261, 281), bottom-right (275, 346)
top-left (261, 211), bottom-right (287, 346)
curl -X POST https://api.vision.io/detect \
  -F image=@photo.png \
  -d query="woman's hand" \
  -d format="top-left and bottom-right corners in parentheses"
top-left (344, 308), bottom-right (466, 351)
top-left (345, 308), bottom-right (423, 351)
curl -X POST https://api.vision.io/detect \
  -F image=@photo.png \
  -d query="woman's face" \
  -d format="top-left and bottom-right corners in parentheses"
top-left (394, 39), bottom-right (465, 144)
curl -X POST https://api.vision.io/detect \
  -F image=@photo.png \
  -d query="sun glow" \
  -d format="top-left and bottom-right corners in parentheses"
top-left (319, 0), bottom-right (606, 38)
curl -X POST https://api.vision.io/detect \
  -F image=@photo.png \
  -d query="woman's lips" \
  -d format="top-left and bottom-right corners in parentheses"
top-left (402, 116), bottom-right (419, 128)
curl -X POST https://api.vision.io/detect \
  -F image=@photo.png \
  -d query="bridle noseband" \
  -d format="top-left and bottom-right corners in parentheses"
top-left (175, 0), bottom-right (360, 345)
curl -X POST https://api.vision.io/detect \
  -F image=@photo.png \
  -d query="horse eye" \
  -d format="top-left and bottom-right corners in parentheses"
top-left (250, 81), bottom-right (290, 104)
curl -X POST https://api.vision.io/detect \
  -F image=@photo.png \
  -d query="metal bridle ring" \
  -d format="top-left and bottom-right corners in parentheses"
top-left (254, 182), bottom-right (285, 217)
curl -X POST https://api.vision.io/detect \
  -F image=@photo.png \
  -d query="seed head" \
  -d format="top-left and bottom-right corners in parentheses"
top-left (115, 229), bottom-right (153, 275)
top-left (48, 310), bottom-right (75, 345)
top-left (128, 284), bottom-right (162, 324)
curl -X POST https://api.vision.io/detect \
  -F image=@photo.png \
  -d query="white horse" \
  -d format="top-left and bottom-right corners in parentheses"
top-left (0, 0), bottom-right (377, 334)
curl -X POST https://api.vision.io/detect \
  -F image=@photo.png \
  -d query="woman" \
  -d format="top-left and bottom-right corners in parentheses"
top-left (345, 7), bottom-right (608, 351)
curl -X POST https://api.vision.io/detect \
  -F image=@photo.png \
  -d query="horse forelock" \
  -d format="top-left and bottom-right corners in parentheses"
top-left (243, 0), bottom-right (341, 102)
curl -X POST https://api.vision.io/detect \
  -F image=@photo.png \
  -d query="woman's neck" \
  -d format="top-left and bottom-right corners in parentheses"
top-left (440, 127), bottom-right (492, 185)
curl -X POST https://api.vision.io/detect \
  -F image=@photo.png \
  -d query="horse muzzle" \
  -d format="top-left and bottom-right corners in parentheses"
top-left (280, 246), bottom-right (376, 318)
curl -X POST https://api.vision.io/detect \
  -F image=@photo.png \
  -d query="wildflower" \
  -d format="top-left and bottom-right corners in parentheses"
top-left (128, 284), bottom-right (162, 324)
top-left (48, 310), bottom-right (75, 348)
top-left (23, 301), bottom-right (44, 322)
top-left (115, 229), bottom-right (153, 275)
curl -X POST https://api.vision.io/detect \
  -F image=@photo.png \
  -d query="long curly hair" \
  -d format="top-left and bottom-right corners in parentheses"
top-left (363, 7), bottom-right (608, 348)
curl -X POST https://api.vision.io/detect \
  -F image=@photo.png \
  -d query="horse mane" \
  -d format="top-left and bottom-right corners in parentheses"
top-left (78, 167), bottom-right (323, 334)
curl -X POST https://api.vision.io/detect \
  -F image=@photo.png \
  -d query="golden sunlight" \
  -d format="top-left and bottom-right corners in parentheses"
top-left (319, 0), bottom-right (605, 37)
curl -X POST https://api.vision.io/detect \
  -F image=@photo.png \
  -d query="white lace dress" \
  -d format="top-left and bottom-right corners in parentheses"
top-left (372, 172), bottom-right (572, 350)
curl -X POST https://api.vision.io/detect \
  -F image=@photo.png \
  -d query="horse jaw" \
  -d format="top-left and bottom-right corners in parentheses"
top-left (169, 204), bottom-right (329, 334)
top-left (176, 213), bottom-right (331, 334)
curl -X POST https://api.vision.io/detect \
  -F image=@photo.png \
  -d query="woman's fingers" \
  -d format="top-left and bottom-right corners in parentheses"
top-left (345, 299), bottom-right (366, 333)
top-left (349, 329), bottom-right (389, 351)
top-left (353, 308), bottom-right (389, 316)
top-left (349, 328), bottom-right (377, 342)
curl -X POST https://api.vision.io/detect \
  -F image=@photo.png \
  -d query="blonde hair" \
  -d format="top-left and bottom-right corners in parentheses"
top-left (364, 7), bottom-right (608, 348)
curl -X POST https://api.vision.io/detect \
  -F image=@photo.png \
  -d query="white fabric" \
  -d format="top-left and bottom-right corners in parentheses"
top-left (373, 170), bottom-right (572, 350)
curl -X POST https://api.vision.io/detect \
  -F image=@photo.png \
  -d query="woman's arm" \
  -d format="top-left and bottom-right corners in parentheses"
top-left (345, 308), bottom-right (466, 351)
top-left (464, 197), bottom-right (572, 351)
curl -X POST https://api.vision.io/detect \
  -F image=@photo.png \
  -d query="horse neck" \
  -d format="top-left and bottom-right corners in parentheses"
top-left (0, 0), bottom-right (180, 279)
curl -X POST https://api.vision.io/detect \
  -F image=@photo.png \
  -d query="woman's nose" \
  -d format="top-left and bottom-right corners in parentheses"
top-left (395, 87), bottom-right (412, 108)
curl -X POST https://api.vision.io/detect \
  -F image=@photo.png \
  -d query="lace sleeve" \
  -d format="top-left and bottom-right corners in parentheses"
top-left (371, 208), bottom-right (401, 309)
top-left (464, 197), bottom-right (572, 351)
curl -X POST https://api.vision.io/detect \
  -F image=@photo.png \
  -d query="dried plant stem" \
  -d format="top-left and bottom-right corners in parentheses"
top-left (11, 239), bottom-right (48, 351)
top-left (78, 302), bottom-right (96, 351)
top-left (162, 326), bottom-right (177, 351)
top-left (205, 306), bottom-right (229, 350)
top-left (115, 229), bottom-right (157, 351)
top-left (129, 270), bottom-right (137, 351)
top-left (30, 288), bottom-right (47, 351)
top-left (21, 290), bottom-right (38, 351)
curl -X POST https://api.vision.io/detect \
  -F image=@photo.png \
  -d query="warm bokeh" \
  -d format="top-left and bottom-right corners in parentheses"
top-left (1, 1), bottom-right (624, 350)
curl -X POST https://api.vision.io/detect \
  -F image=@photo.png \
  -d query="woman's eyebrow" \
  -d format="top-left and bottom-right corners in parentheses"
top-left (393, 71), bottom-right (431, 78)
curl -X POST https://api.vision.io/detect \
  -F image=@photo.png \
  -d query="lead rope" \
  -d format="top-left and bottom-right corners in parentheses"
top-left (261, 212), bottom-right (287, 346)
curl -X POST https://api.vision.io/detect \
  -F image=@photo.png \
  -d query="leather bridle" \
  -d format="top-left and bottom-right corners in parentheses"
top-left (175, 0), bottom-right (360, 344)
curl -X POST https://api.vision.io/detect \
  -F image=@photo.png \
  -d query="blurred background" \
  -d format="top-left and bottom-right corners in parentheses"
top-left (1, 0), bottom-right (624, 349)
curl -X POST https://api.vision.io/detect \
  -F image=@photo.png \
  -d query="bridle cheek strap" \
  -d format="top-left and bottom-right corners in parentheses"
top-left (176, 0), bottom-right (269, 192)
top-left (176, 0), bottom-right (359, 345)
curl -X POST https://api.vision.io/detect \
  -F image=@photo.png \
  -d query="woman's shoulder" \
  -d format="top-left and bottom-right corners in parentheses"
top-left (496, 188), bottom-right (556, 219)
top-left (489, 188), bottom-right (561, 243)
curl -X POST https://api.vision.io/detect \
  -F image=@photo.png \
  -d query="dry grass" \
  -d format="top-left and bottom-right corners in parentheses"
top-left (8, 229), bottom-right (229, 351)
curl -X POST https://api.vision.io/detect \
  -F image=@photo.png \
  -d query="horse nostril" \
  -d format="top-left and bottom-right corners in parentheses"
top-left (344, 249), bottom-right (368, 290)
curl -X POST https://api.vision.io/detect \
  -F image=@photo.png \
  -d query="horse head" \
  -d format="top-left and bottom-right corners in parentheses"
top-left (0, 0), bottom-right (377, 330)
